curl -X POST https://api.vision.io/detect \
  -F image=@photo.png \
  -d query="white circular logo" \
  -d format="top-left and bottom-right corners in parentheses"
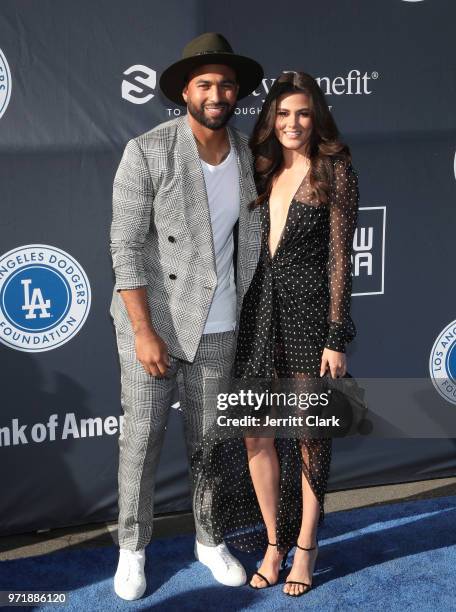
top-left (122, 65), bottom-right (156, 104)
top-left (429, 319), bottom-right (456, 405)
top-left (0, 48), bottom-right (12, 120)
top-left (0, 245), bottom-right (91, 352)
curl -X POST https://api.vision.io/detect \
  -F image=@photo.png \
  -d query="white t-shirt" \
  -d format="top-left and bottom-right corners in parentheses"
top-left (201, 146), bottom-right (240, 334)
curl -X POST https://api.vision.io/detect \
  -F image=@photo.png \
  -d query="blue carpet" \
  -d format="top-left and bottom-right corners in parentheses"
top-left (1, 495), bottom-right (455, 611)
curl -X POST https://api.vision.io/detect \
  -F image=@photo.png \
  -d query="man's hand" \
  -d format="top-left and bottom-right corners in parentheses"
top-left (117, 287), bottom-right (170, 377)
top-left (320, 348), bottom-right (346, 379)
top-left (134, 327), bottom-right (170, 377)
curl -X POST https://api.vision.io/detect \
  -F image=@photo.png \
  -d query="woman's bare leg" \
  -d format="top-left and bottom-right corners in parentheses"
top-left (283, 443), bottom-right (320, 596)
top-left (244, 436), bottom-right (285, 587)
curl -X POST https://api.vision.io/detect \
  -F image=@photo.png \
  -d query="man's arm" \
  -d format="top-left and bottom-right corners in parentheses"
top-left (110, 138), bottom-right (154, 292)
top-left (117, 287), bottom-right (168, 376)
top-left (110, 138), bottom-right (169, 376)
top-left (118, 287), bottom-right (153, 335)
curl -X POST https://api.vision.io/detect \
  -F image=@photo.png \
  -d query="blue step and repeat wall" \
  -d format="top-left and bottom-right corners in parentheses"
top-left (1, 0), bottom-right (455, 535)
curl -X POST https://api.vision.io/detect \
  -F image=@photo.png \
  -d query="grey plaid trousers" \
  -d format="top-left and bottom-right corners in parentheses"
top-left (115, 325), bottom-right (236, 551)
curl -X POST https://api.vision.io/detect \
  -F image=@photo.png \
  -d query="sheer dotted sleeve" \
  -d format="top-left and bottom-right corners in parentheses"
top-left (325, 158), bottom-right (359, 353)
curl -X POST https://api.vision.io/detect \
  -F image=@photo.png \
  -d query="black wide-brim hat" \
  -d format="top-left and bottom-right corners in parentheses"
top-left (159, 32), bottom-right (264, 106)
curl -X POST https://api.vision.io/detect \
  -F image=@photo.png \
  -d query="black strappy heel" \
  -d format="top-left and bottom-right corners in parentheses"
top-left (249, 542), bottom-right (289, 589)
top-left (284, 541), bottom-right (318, 597)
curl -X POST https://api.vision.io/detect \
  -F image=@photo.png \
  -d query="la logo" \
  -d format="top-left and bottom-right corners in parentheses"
top-left (21, 278), bottom-right (51, 319)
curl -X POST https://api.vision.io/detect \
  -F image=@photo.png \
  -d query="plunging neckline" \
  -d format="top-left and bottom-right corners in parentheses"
top-left (268, 166), bottom-right (311, 260)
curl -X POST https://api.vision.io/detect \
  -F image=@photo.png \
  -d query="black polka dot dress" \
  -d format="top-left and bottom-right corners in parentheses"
top-left (194, 158), bottom-right (359, 554)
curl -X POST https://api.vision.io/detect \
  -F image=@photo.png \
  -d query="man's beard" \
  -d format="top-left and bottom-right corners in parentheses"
top-left (187, 100), bottom-right (236, 130)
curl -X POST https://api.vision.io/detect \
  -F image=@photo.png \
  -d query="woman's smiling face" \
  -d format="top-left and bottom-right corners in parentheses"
top-left (274, 92), bottom-right (313, 153)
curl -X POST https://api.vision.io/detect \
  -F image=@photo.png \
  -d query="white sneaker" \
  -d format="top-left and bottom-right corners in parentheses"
top-left (114, 548), bottom-right (147, 601)
top-left (195, 539), bottom-right (246, 587)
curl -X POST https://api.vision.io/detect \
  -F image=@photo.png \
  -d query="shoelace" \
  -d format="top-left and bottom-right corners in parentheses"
top-left (123, 551), bottom-right (144, 580)
top-left (127, 550), bottom-right (145, 560)
top-left (216, 544), bottom-right (239, 569)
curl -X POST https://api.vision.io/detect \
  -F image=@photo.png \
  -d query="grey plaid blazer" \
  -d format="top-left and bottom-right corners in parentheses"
top-left (109, 114), bottom-right (261, 362)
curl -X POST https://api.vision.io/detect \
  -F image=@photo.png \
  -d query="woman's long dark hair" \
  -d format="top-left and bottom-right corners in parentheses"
top-left (249, 71), bottom-right (351, 207)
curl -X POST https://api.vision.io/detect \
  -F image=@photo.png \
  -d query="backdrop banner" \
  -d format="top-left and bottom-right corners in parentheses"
top-left (0, 0), bottom-right (455, 535)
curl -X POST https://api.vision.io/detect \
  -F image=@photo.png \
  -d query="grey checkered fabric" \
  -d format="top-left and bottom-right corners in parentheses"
top-left (109, 115), bottom-right (261, 363)
top-left (115, 328), bottom-right (236, 550)
top-left (109, 115), bottom-right (261, 550)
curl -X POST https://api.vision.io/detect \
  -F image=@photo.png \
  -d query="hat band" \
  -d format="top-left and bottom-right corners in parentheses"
top-left (193, 49), bottom-right (234, 56)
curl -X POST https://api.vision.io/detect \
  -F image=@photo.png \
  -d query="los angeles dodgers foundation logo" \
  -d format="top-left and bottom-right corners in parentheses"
top-left (0, 48), bottom-right (12, 120)
top-left (429, 320), bottom-right (456, 405)
top-left (0, 245), bottom-right (91, 352)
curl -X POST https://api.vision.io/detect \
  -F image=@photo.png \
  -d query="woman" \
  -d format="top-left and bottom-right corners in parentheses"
top-left (195, 71), bottom-right (359, 597)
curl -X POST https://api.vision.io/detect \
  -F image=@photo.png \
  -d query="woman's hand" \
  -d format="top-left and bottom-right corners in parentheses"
top-left (320, 348), bottom-right (346, 378)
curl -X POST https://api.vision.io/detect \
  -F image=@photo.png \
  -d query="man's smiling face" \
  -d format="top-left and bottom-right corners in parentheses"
top-left (182, 64), bottom-right (239, 130)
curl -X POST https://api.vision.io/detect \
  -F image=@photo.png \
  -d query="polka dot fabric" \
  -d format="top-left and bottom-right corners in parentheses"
top-left (194, 158), bottom-right (359, 554)
top-left (236, 157), bottom-right (359, 378)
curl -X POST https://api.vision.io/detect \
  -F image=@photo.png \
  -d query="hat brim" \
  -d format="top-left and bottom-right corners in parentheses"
top-left (159, 53), bottom-right (264, 106)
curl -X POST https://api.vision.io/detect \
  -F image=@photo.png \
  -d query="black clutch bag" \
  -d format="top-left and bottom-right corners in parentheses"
top-left (320, 372), bottom-right (371, 437)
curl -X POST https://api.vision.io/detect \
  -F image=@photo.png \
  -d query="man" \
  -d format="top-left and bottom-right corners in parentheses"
top-left (109, 32), bottom-right (262, 600)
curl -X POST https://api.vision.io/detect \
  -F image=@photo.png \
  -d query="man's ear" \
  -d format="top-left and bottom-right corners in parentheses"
top-left (182, 85), bottom-right (188, 104)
